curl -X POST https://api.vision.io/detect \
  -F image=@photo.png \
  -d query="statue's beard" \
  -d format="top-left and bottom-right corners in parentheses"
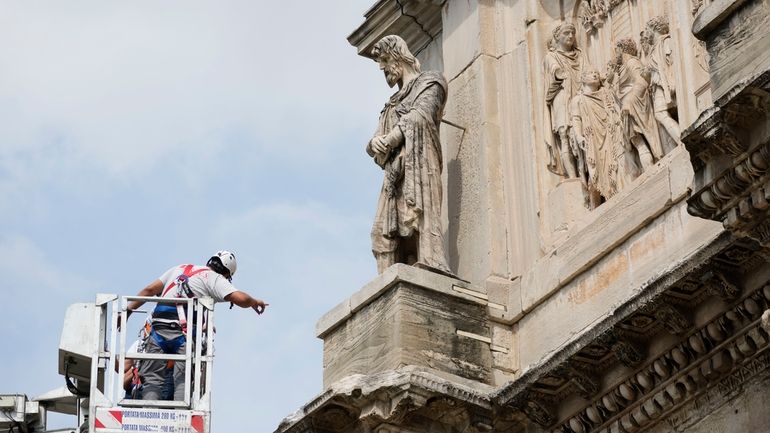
top-left (385, 66), bottom-right (401, 88)
top-left (559, 39), bottom-right (575, 50)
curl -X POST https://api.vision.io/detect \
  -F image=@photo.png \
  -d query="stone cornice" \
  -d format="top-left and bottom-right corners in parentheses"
top-left (549, 282), bottom-right (770, 433)
top-left (491, 234), bottom-right (770, 430)
top-left (347, 0), bottom-right (444, 59)
top-left (683, 71), bottom-right (770, 168)
top-left (315, 263), bottom-right (484, 338)
top-left (275, 368), bottom-right (494, 433)
top-left (684, 71), bottom-right (770, 243)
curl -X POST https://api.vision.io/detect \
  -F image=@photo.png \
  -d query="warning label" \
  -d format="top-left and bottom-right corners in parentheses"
top-left (94, 408), bottom-right (205, 433)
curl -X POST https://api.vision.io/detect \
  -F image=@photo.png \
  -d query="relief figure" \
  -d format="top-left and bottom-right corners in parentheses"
top-left (644, 16), bottom-right (681, 145)
top-left (366, 35), bottom-right (450, 275)
top-left (543, 23), bottom-right (587, 178)
top-left (570, 69), bottom-right (638, 208)
top-left (607, 37), bottom-right (663, 172)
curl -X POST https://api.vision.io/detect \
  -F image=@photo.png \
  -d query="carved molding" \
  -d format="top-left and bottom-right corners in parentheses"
top-left (347, 0), bottom-right (444, 59)
top-left (648, 302), bottom-right (691, 335)
top-left (551, 286), bottom-right (770, 433)
top-left (700, 270), bottom-right (741, 301)
top-left (684, 72), bottom-right (770, 245)
top-left (492, 242), bottom-right (767, 431)
top-left (507, 391), bottom-right (555, 428)
top-left (683, 72), bottom-right (770, 169)
top-left (276, 369), bottom-right (493, 433)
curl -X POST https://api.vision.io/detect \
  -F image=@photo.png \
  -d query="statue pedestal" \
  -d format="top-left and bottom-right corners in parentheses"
top-left (277, 265), bottom-right (495, 433)
top-left (547, 178), bottom-right (588, 239)
top-left (316, 264), bottom-right (493, 388)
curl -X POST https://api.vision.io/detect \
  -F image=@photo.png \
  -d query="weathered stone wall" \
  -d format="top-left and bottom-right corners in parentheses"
top-left (318, 265), bottom-right (493, 388)
top-left (435, 0), bottom-right (728, 382)
top-left (442, 0), bottom-right (518, 286)
top-left (276, 1), bottom-right (770, 432)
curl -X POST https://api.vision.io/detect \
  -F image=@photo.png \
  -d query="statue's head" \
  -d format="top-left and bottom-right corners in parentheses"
top-left (615, 37), bottom-right (638, 57)
top-left (640, 27), bottom-right (654, 44)
top-left (580, 68), bottom-right (602, 89)
top-left (372, 35), bottom-right (422, 88)
top-left (639, 27), bottom-right (654, 55)
top-left (551, 23), bottom-right (577, 51)
top-left (646, 15), bottom-right (670, 35)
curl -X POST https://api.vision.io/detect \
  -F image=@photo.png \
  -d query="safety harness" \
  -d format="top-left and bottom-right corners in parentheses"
top-left (151, 265), bottom-right (209, 353)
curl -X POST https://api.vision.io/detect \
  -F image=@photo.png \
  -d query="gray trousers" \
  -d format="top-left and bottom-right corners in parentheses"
top-left (140, 332), bottom-right (187, 401)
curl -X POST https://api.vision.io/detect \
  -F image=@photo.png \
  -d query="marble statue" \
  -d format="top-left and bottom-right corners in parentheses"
top-left (543, 23), bottom-right (587, 178)
top-left (570, 69), bottom-right (638, 207)
top-left (366, 35), bottom-right (450, 275)
top-left (644, 16), bottom-right (681, 145)
top-left (607, 37), bottom-right (663, 172)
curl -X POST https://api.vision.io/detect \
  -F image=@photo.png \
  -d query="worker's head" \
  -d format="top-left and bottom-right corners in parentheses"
top-left (207, 250), bottom-right (237, 281)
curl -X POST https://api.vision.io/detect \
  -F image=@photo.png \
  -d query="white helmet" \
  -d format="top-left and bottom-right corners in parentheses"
top-left (210, 250), bottom-right (237, 278)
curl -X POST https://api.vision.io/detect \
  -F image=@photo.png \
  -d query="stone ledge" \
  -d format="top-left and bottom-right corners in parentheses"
top-left (693, 0), bottom-right (749, 40)
top-left (521, 146), bottom-right (703, 315)
top-left (316, 263), bottom-right (487, 338)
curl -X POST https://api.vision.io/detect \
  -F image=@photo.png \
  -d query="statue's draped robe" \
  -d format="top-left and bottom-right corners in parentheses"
top-left (616, 54), bottom-right (664, 160)
top-left (647, 35), bottom-right (675, 107)
top-left (543, 48), bottom-right (586, 175)
top-left (571, 87), bottom-right (624, 199)
top-left (368, 71), bottom-right (449, 272)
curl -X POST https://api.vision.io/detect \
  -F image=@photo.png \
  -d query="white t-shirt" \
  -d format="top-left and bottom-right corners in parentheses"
top-left (157, 264), bottom-right (237, 303)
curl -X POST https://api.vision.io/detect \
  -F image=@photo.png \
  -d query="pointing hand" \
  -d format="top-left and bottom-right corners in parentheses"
top-left (253, 300), bottom-right (268, 315)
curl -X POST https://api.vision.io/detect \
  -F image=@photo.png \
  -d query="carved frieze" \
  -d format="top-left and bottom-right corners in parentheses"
top-left (542, 6), bottom-right (689, 210)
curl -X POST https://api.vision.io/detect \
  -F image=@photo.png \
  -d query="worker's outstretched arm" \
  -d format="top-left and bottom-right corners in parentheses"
top-left (225, 291), bottom-right (268, 314)
top-left (127, 279), bottom-right (165, 316)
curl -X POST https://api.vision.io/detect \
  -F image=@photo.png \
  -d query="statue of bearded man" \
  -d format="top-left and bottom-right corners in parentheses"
top-left (366, 35), bottom-right (450, 275)
top-left (543, 22), bottom-right (587, 178)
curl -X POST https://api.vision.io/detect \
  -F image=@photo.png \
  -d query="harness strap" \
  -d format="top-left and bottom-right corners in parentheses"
top-left (130, 366), bottom-right (143, 399)
top-left (160, 265), bottom-right (209, 297)
top-left (131, 366), bottom-right (142, 387)
top-left (156, 264), bottom-right (210, 334)
top-left (177, 303), bottom-right (188, 334)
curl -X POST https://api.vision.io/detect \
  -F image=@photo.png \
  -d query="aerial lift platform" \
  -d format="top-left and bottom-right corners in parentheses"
top-left (1, 294), bottom-right (215, 433)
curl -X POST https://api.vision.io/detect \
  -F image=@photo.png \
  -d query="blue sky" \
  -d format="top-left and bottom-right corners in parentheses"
top-left (0, 1), bottom-right (391, 432)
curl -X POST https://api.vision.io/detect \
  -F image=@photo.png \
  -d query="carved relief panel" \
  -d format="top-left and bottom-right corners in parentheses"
top-left (537, 0), bottom-right (709, 213)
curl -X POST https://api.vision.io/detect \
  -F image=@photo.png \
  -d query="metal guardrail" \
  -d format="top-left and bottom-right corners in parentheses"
top-left (87, 294), bottom-right (215, 432)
